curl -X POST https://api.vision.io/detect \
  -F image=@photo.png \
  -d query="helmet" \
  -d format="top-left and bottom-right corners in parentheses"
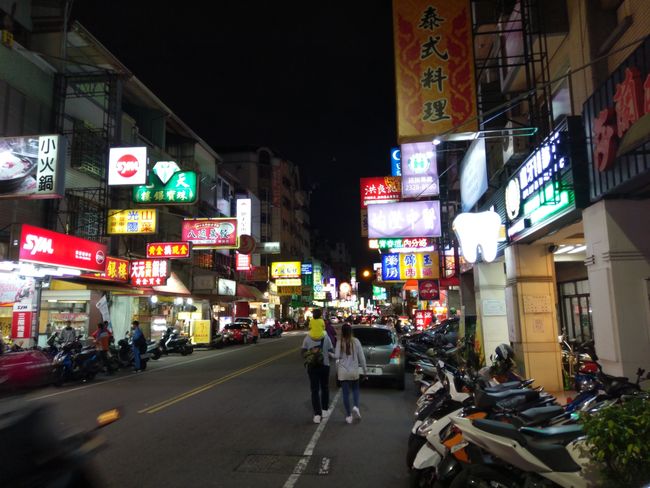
top-left (495, 343), bottom-right (514, 362)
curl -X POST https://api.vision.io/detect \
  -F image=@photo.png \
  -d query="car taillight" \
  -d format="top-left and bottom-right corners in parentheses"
top-left (389, 345), bottom-right (401, 364)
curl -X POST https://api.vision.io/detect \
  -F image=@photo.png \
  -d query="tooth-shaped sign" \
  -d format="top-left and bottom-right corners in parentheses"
top-left (452, 211), bottom-right (502, 263)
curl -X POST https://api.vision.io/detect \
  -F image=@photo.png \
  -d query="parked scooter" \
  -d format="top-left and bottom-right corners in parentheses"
top-left (51, 336), bottom-right (102, 385)
top-left (116, 333), bottom-right (151, 370)
top-left (159, 327), bottom-right (193, 356)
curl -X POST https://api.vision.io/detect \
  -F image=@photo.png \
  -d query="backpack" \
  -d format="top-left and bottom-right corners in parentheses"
top-left (304, 339), bottom-right (324, 369)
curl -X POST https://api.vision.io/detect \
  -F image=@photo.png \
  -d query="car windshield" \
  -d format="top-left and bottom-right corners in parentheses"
top-left (225, 324), bottom-right (241, 330)
top-left (353, 328), bottom-right (393, 347)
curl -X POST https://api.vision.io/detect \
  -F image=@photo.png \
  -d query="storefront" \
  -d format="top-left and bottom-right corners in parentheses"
top-left (580, 36), bottom-right (650, 377)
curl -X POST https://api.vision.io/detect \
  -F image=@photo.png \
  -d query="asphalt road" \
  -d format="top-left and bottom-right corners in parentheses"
top-left (8, 331), bottom-right (416, 488)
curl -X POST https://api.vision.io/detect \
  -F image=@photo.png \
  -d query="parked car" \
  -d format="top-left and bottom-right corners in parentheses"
top-left (0, 349), bottom-right (53, 392)
top-left (222, 322), bottom-right (252, 345)
top-left (352, 325), bottom-right (405, 390)
top-left (258, 319), bottom-right (282, 338)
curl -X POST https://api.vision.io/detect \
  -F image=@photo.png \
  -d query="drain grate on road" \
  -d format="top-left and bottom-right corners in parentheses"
top-left (235, 454), bottom-right (333, 475)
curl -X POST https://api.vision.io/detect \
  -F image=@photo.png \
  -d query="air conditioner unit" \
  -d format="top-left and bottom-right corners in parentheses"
top-left (501, 119), bottom-right (529, 166)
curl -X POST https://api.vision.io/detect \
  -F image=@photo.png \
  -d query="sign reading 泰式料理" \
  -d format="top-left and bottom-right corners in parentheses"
top-left (367, 200), bottom-right (441, 238)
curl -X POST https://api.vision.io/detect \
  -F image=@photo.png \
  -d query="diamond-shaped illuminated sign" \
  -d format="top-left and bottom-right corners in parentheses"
top-left (153, 161), bottom-right (181, 185)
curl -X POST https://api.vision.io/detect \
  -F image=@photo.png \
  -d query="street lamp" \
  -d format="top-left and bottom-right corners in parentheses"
top-left (362, 269), bottom-right (372, 279)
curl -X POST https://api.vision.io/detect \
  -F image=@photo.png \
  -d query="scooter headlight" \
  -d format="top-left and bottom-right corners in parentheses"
top-left (416, 417), bottom-right (437, 436)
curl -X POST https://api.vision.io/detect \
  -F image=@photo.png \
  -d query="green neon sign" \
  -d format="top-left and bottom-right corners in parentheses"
top-left (133, 170), bottom-right (197, 205)
top-left (522, 183), bottom-right (572, 225)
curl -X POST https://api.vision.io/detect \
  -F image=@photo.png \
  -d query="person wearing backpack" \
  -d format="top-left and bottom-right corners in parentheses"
top-left (301, 309), bottom-right (334, 424)
top-left (334, 322), bottom-right (368, 424)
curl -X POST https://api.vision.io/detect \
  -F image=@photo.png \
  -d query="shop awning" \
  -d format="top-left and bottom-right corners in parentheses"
top-left (152, 273), bottom-right (191, 296)
top-left (402, 280), bottom-right (419, 291)
top-left (236, 283), bottom-right (266, 302)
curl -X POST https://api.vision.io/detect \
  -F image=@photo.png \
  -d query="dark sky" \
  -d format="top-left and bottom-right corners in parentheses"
top-left (71, 1), bottom-right (397, 269)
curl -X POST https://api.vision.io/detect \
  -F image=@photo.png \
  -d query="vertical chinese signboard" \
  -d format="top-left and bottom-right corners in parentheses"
top-left (393, 0), bottom-right (477, 142)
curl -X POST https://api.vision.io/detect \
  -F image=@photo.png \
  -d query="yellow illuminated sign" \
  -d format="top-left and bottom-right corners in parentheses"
top-left (107, 209), bottom-right (158, 235)
top-left (192, 319), bottom-right (211, 344)
top-left (275, 278), bottom-right (302, 286)
top-left (270, 261), bottom-right (301, 278)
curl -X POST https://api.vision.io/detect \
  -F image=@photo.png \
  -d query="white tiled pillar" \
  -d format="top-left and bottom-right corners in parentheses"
top-left (473, 261), bottom-right (509, 364)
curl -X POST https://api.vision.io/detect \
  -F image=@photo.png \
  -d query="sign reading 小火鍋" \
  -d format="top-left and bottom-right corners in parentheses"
top-left (80, 256), bottom-right (130, 283)
top-left (0, 135), bottom-right (66, 200)
top-left (130, 259), bottom-right (170, 287)
top-left (133, 161), bottom-right (197, 205)
top-left (181, 218), bottom-right (238, 249)
top-left (359, 176), bottom-right (401, 207)
top-left (146, 242), bottom-right (191, 259)
top-left (15, 224), bottom-right (107, 273)
top-left (107, 209), bottom-right (158, 235)
top-left (392, 0), bottom-right (477, 142)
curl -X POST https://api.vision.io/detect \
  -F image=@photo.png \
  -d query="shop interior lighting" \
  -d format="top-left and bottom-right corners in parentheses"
top-left (553, 245), bottom-right (575, 254)
top-left (186, 298), bottom-right (193, 305)
top-left (150, 295), bottom-right (158, 303)
top-left (567, 245), bottom-right (587, 254)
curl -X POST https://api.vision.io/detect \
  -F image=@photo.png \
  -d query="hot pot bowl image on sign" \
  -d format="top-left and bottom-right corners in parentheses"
top-left (0, 150), bottom-right (37, 193)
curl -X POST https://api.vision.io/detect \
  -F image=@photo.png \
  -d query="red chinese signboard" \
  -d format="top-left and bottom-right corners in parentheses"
top-left (130, 259), bottom-right (170, 287)
top-left (146, 242), bottom-right (191, 259)
top-left (414, 310), bottom-right (434, 329)
top-left (80, 256), bottom-right (130, 283)
top-left (16, 224), bottom-right (107, 272)
top-left (359, 176), bottom-right (401, 208)
top-left (11, 308), bottom-right (33, 339)
top-left (593, 67), bottom-right (650, 171)
top-left (181, 218), bottom-right (238, 249)
top-left (236, 252), bottom-right (251, 271)
top-left (418, 279), bottom-right (440, 301)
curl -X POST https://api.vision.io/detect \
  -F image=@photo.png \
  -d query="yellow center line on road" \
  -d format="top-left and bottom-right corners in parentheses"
top-left (138, 347), bottom-right (300, 414)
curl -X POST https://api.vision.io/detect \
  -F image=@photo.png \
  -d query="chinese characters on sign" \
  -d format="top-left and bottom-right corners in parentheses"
top-left (80, 256), bottom-right (130, 283)
top-left (359, 177), bottom-right (402, 207)
top-left (107, 209), bottom-right (158, 235)
top-left (271, 261), bottom-right (301, 278)
top-left (181, 218), bottom-right (238, 249)
top-left (369, 237), bottom-right (433, 250)
top-left (0, 135), bottom-right (65, 200)
top-left (367, 200), bottom-right (441, 238)
top-left (381, 252), bottom-right (440, 281)
top-left (146, 242), bottom-right (191, 259)
top-left (400, 142), bottom-right (439, 198)
top-left (130, 259), bottom-right (170, 287)
top-left (392, 0), bottom-right (477, 141)
top-left (133, 171), bottom-right (197, 204)
top-left (414, 310), bottom-right (434, 329)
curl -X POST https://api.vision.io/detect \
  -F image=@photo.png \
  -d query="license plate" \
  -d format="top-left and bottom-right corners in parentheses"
top-left (363, 367), bottom-right (383, 375)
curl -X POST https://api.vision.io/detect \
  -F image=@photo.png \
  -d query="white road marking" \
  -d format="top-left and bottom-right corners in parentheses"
top-left (318, 457), bottom-right (330, 475)
top-left (27, 338), bottom-right (289, 401)
top-left (283, 390), bottom-right (341, 488)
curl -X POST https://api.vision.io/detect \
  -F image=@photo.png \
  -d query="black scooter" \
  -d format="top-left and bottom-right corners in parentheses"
top-left (159, 328), bottom-right (193, 356)
top-left (52, 336), bottom-right (102, 385)
top-left (116, 334), bottom-right (150, 370)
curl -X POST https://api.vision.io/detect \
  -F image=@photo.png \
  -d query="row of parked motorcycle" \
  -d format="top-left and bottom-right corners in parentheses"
top-left (405, 331), bottom-right (649, 487)
top-left (0, 326), bottom-right (194, 392)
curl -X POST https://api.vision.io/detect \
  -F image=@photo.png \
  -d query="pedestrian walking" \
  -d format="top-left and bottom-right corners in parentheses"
top-left (251, 319), bottom-right (260, 344)
top-left (301, 308), bottom-right (334, 424)
top-left (92, 322), bottom-right (113, 375)
top-left (334, 323), bottom-right (368, 424)
top-left (131, 320), bottom-right (145, 372)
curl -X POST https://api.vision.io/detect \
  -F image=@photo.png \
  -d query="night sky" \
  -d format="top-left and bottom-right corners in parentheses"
top-left (71, 1), bottom-right (397, 269)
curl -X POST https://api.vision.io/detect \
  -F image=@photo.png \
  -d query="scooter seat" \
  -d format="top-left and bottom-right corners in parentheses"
top-left (518, 406), bottom-right (565, 425)
top-left (520, 424), bottom-right (584, 443)
top-left (473, 419), bottom-right (527, 444)
top-left (475, 388), bottom-right (539, 409)
top-left (483, 381), bottom-right (522, 392)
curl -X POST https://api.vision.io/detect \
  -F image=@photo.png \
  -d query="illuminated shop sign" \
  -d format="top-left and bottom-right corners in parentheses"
top-left (368, 237), bottom-right (433, 250)
top-left (146, 242), bottom-right (191, 259)
top-left (400, 141), bottom-right (439, 198)
top-left (108, 147), bottom-right (147, 186)
top-left (107, 209), bottom-right (158, 235)
top-left (460, 138), bottom-right (488, 212)
top-left (133, 161), bottom-right (197, 204)
top-left (276, 278), bottom-right (302, 286)
top-left (301, 263), bottom-right (313, 275)
top-left (381, 251), bottom-right (439, 281)
top-left (80, 256), bottom-right (130, 283)
top-left (130, 259), bottom-right (170, 287)
top-left (504, 117), bottom-right (587, 241)
top-left (373, 285), bottom-right (387, 300)
top-left (414, 310), bottom-right (434, 329)
top-left (419, 279), bottom-right (440, 301)
top-left (181, 218), bottom-right (238, 249)
top-left (390, 147), bottom-right (401, 176)
top-left (217, 278), bottom-right (236, 296)
top-left (452, 211), bottom-right (501, 263)
top-left (0, 134), bottom-right (66, 200)
top-left (367, 200), bottom-right (441, 238)
top-left (360, 176), bottom-right (401, 207)
top-left (270, 261), bottom-right (301, 278)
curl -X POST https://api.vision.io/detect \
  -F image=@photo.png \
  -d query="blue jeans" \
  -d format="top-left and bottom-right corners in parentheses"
top-left (307, 365), bottom-right (330, 415)
top-left (341, 380), bottom-right (360, 416)
top-left (132, 345), bottom-right (141, 370)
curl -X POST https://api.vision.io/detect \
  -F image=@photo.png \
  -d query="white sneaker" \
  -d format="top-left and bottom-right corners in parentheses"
top-left (321, 409), bottom-right (330, 419)
top-left (313, 415), bottom-right (321, 424)
top-left (345, 415), bottom-right (353, 424)
top-left (352, 406), bottom-right (361, 419)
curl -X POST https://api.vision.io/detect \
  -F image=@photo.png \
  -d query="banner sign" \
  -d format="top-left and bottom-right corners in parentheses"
top-left (418, 279), bottom-right (440, 300)
top-left (16, 224), bottom-right (107, 272)
top-left (390, 147), bottom-right (402, 176)
top-left (146, 242), bottom-right (191, 259)
top-left (401, 142), bottom-right (439, 198)
top-left (277, 285), bottom-right (302, 296)
top-left (460, 138), bottom-right (488, 211)
top-left (381, 251), bottom-right (439, 281)
top-left (11, 278), bottom-right (36, 340)
top-left (0, 134), bottom-right (66, 200)
top-left (217, 278), bottom-right (236, 296)
top-left (108, 147), bottom-right (147, 186)
top-left (236, 253), bottom-right (251, 271)
top-left (80, 256), bottom-right (130, 283)
top-left (108, 209), bottom-right (158, 234)
top-left (276, 278), bottom-right (302, 286)
top-left (133, 168), bottom-right (197, 204)
top-left (271, 261), bottom-right (301, 278)
top-left (392, 0), bottom-right (477, 142)
top-left (192, 319), bottom-right (211, 345)
top-left (130, 259), bottom-right (170, 287)
top-left (414, 310), bottom-right (435, 329)
top-left (367, 200), bottom-right (441, 238)
top-left (181, 218), bottom-right (238, 249)
top-left (360, 176), bottom-right (402, 207)
top-left (369, 237), bottom-right (433, 250)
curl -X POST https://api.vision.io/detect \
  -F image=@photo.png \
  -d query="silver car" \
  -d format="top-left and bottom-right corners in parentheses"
top-left (352, 325), bottom-right (405, 390)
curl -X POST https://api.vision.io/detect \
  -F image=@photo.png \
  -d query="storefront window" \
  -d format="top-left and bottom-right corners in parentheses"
top-left (559, 279), bottom-right (593, 343)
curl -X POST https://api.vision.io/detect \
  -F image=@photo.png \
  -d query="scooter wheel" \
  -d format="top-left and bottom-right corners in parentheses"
top-left (152, 350), bottom-right (161, 360)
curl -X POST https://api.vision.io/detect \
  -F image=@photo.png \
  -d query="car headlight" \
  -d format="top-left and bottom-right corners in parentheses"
top-left (416, 417), bottom-right (437, 436)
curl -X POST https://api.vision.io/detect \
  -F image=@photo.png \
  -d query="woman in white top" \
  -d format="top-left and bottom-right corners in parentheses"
top-left (334, 323), bottom-right (368, 424)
